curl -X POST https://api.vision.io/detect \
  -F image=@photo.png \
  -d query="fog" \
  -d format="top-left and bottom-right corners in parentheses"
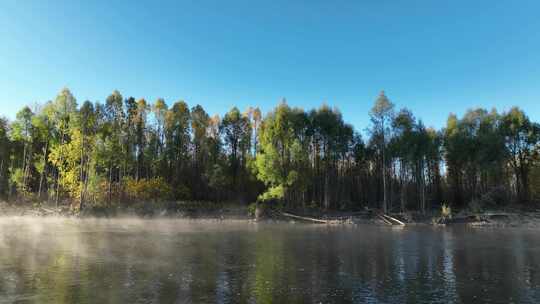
top-left (1, 217), bottom-right (540, 303)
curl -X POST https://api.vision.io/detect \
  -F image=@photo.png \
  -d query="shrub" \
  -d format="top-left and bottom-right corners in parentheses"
top-left (468, 199), bottom-right (483, 213)
top-left (248, 201), bottom-right (277, 218)
top-left (441, 203), bottom-right (452, 219)
top-left (173, 184), bottom-right (192, 201)
top-left (124, 177), bottom-right (174, 202)
top-left (9, 168), bottom-right (27, 195)
top-left (478, 187), bottom-right (508, 207)
top-left (247, 202), bottom-right (257, 216)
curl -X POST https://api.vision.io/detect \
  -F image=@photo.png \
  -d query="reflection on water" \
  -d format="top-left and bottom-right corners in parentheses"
top-left (1, 217), bottom-right (540, 303)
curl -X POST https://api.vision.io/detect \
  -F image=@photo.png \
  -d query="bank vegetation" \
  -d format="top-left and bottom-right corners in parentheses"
top-left (0, 89), bottom-right (539, 217)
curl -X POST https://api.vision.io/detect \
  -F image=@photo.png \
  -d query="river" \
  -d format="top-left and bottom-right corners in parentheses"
top-left (0, 217), bottom-right (539, 303)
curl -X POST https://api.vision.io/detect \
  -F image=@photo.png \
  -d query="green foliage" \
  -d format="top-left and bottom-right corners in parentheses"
top-left (173, 184), bottom-right (192, 201)
top-left (220, 107), bottom-right (251, 189)
top-left (0, 118), bottom-right (10, 197)
top-left (444, 109), bottom-right (513, 207)
top-left (1, 87), bottom-right (539, 215)
top-left (500, 107), bottom-right (540, 202)
top-left (258, 185), bottom-right (285, 202)
top-left (206, 164), bottom-right (228, 191)
top-left (9, 168), bottom-right (25, 193)
top-left (255, 102), bottom-right (299, 203)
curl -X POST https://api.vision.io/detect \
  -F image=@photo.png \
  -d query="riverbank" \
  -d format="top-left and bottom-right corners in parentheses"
top-left (280, 207), bottom-right (540, 228)
top-left (1, 200), bottom-right (540, 228)
top-left (0, 200), bottom-right (250, 219)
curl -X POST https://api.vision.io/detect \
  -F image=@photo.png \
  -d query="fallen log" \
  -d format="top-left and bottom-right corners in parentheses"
top-left (40, 208), bottom-right (57, 214)
top-left (281, 212), bottom-right (329, 224)
top-left (382, 214), bottom-right (406, 226)
top-left (377, 214), bottom-right (393, 225)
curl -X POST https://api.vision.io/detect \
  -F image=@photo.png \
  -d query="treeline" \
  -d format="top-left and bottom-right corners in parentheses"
top-left (0, 89), bottom-right (539, 212)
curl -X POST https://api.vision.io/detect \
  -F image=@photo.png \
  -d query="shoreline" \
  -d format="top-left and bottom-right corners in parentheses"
top-left (1, 201), bottom-right (540, 228)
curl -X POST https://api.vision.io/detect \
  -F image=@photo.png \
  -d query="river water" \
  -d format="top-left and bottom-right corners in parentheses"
top-left (0, 217), bottom-right (539, 303)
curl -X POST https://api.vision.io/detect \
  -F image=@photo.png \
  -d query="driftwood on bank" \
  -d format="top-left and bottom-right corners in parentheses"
top-left (377, 214), bottom-right (393, 225)
top-left (281, 212), bottom-right (330, 223)
top-left (280, 210), bottom-right (406, 226)
top-left (383, 214), bottom-right (406, 226)
top-left (279, 210), bottom-right (407, 226)
top-left (376, 213), bottom-right (406, 226)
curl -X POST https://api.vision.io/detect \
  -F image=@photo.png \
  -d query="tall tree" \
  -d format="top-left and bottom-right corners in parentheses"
top-left (164, 101), bottom-right (191, 192)
top-left (246, 107), bottom-right (262, 156)
top-left (191, 105), bottom-right (210, 170)
top-left (32, 102), bottom-right (55, 199)
top-left (98, 90), bottom-right (125, 202)
top-left (78, 101), bottom-right (97, 210)
top-left (134, 98), bottom-right (148, 180)
top-left (220, 107), bottom-right (251, 191)
top-left (10, 106), bottom-right (34, 193)
top-left (2, 87), bottom-right (538, 212)
top-left (369, 91), bottom-right (394, 213)
top-left (48, 88), bottom-right (77, 206)
top-left (148, 98), bottom-right (168, 177)
top-left (255, 102), bottom-right (300, 203)
top-left (0, 118), bottom-right (11, 197)
top-left (500, 107), bottom-right (540, 202)
top-left (390, 108), bottom-right (415, 212)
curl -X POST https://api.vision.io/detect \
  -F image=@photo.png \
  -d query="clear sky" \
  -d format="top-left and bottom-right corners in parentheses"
top-left (0, 0), bottom-right (539, 131)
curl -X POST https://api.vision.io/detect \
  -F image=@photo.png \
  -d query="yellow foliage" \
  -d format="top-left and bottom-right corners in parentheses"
top-left (441, 203), bottom-right (452, 219)
top-left (124, 177), bottom-right (173, 202)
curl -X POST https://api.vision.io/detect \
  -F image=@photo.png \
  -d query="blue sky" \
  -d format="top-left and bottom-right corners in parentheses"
top-left (0, 0), bottom-right (539, 131)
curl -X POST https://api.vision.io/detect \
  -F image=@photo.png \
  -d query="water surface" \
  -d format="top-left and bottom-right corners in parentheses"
top-left (1, 217), bottom-right (539, 303)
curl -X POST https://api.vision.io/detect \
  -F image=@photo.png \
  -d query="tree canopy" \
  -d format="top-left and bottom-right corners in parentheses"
top-left (0, 88), bottom-right (539, 213)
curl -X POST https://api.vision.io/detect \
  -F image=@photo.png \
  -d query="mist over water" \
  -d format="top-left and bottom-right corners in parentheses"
top-left (1, 217), bottom-right (540, 303)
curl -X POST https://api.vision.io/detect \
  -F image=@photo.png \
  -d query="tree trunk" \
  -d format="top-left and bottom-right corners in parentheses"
top-left (420, 159), bottom-right (426, 214)
top-left (520, 165), bottom-right (530, 203)
top-left (381, 120), bottom-right (388, 214)
top-left (382, 151), bottom-right (387, 213)
top-left (79, 136), bottom-right (85, 211)
top-left (55, 168), bottom-right (60, 208)
top-left (38, 141), bottom-right (48, 199)
top-left (108, 164), bottom-right (113, 204)
top-left (55, 129), bottom-right (66, 208)
top-left (0, 159), bottom-right (3, 195)
top-left (324, 171), bottom-right (330, 210)
top-left (22, 141), bottom-right (28, 191)
top-left (400, 162), bottom-right (406, 213)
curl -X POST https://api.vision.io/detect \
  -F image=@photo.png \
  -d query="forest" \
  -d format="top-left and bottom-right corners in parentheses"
top-left (0, 88), bottom-right (539, 214)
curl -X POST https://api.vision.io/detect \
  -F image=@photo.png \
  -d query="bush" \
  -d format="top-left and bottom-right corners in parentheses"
top-left (441, 203), bottom-right (452, 219)
top-left (9, 168), bottom-right (28, 195)
top-left (173, 184), bottom-right (192, 201)
top-left (248, 201), bottom-right (281, 218)
top-left (481, 187), bottom-right (508, 206)
top-left (468, 199), bottom-right (483, 213)
top-left (124, 177), bottom-right (174, 202)
top-left (247, 202), bottom-right (257, 216)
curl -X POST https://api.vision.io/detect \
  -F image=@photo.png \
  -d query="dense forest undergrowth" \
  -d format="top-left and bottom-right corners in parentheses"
top-left (0, 89), bottom-right (539, 217)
